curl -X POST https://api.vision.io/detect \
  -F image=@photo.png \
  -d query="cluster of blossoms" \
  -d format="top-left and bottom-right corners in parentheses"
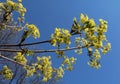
top-left (14, 52), bottom-right (27, 65)
top-left (36, 56), bottom-right (53, 82)
top-left (23, 55), bottom-right (76, 82)
top-left (23, 56), bottom-right (53, 82)
top-left (25, 65), bottom-right (36, 77)
top-left (54, 66), bottom-right (64, 80)
top-left (73, 14), bottom-right (111, 69)
top-left (1, 65), bottom-right (13, 79)
top-left (6, 0), bottom-right (26, 17)
top-left (54, 49), bottom-right (77, 79)
top-left (62, 56), bottom-right (77, 70)
top-left (25, 23), bottom-right (40, 39)
top-left (102, 42), bottom-right (111, 54)
top-left (0, 0), bottom-right (40, 39)
top-left (0, 0), bottom-right (26, 30)
top-left (87, 48), bottom-right (101, 69)
top-left (51, 28), bottom-right (71, 47)
top-left (0, 0), bottom-right (41, 35)
top-left (54, 56), bottom-right (77, 80)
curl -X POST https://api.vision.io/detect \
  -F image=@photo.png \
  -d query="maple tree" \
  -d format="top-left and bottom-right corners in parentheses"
top-left (0, 0), bottom-right (111, 83)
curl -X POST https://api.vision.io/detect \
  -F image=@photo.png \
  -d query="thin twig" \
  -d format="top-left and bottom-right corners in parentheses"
top-left (0, 54), bottom-right (25, 66)
top-left (0, 40), bottom-right (51, 47)
top-left (6, 25), bottom-right (22, 29)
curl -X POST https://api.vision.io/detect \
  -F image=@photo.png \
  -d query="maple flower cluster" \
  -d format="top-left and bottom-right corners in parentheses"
top-left (0, 0), bottom-right (26, 30)
top-left (51, 28), bottom-right (71, 47)
top-left (14, 52), bottom-right (27, 65)
top-left (62, 56), bottom-right (77, 70)
top-left (36, 56), bottom-right (53, 82)
top-left (23, 56), bottom-right (53, 82)
top-left (6, 0), bottom-right (26, 17)
top-left (26, 23), bottom-right (40, 39)
top-left (0, 0), bottom-right (26, 17)
top-left (73, 14), bottom-right (111, 69)
top-left (1, 65), bottom-right (13, 79)
top-left (54, 56), bottom-right (77, 80)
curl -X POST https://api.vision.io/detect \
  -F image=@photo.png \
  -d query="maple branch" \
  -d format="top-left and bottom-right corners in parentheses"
top-left (0, 40), bottom-right (51, 47)
top-left (0, 46), bottom-right (88, 53)
top-left (0, 32), bottom-right (81, 47)
top-left (0, 54), bottom-right (25, 66)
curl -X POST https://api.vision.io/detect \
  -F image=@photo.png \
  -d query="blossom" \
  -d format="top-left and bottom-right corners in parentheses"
top-left (51, 28), bottom-right (71, 46)
top-left (7, 1), bottom-right (14, 6)
top-left (102, 42), bottom-right (111, 54)
top-left (88, 60), bottom-right (101, 69)
top-left (2, 65), bottom-right (13, 79)
top-left (26, 24), bottom-right (40, 39)
top-left (80, 14), bottom-right (88, 23)
top-left (36, 56), bottom-right (53, 82)
top-left (14, 52), bottom-right (27, 65)
top-left (88, 19), bottom-right (96, 27)
top-left (93, 49), bottom-right (101, 60)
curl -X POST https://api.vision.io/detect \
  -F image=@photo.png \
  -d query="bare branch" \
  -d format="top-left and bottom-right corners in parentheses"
top-left (0, 40), bottom-right (51, 47)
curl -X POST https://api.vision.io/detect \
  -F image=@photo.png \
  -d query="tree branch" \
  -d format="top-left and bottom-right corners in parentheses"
top-left (0, 54), bottom-right (25, 66)
top-left (0, 46), bottom-right (88, 53)
top-left (0, 40), bottom-right (51, 47)
top-left (0, 32), bottom-right (81, 47)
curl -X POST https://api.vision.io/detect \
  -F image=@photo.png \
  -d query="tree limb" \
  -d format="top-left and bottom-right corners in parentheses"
top-left (0, 46), bottom-right (88, 53)
top-left (0, 40), bottom-right (51, 47)
top-left (0, 32), bottom-right (81, 47)
top-left (0, 54), bottom-right (25, 66)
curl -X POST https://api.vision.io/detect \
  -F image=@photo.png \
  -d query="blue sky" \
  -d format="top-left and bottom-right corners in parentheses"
top-left (23, 0), bottom-right (120, 84)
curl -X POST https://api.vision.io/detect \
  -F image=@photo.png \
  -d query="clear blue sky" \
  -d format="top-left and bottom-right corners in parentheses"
top-left (23, 0), bottom-right (120, 84)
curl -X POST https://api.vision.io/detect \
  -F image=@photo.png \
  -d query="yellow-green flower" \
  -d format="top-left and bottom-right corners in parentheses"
top-left (14, 52), bottom-right (27, 65)
top-left (55, 28), bottom-right (61, 36)
top-left (80, 14), bottom-right (88, 23)
top-left (2, 65), bottom-right (13, 79)
top-left (102, 42), bottom-right (111, 54)
top-left (7, 0), bottom-right (14, 6)
top-left (89, 19), bottom-right (96, 27)
top-left (26, 66), bottom-right (36, 77)
top-left (43, 77), bottom-right (48, 82)
top-left (62, 29), bottom-right (71, 37)
top-left (56, 67), bottom-right (64, 78)
top-left (36, 56), bottom-right (53, 82)
top-left (18, 0), bottom-right (22, 3)
top-left (93, 49), bottom-right (101, 60)
top-left (88, 60), bottom-right (101, 69)
top-left (26, 24), bottom-right (40, 39)
top-left (70, 57), bottom-right (77, 63)
top-left (93, 41), bottom-right (103, 49)
top-left (51, 28), bottom-right (71, 46)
